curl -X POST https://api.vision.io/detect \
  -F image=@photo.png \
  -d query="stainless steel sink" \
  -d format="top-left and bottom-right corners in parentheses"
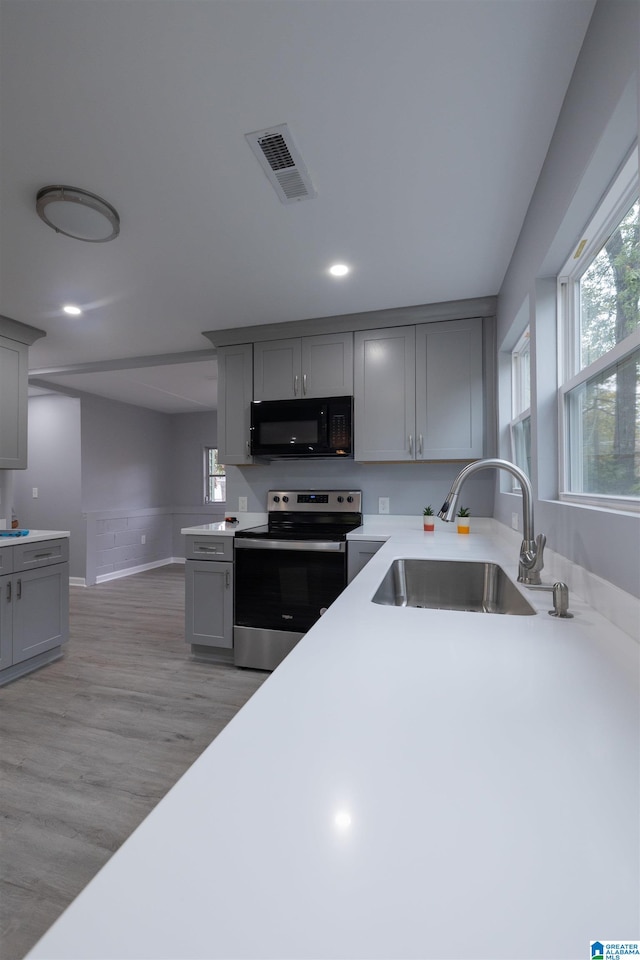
top-left (372, 559), bottom-right (536, 615)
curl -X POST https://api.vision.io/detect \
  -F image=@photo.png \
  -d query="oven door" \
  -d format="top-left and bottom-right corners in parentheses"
top-left (234, 539), bottom-right (346, 634)
top-left (234, 539), bottom-right (347, 670)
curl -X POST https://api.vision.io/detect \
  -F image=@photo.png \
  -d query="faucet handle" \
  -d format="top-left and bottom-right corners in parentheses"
top-left (531, 533), bottom-right (546, 573)
top-left (518, 532), bottom-right (546, 583)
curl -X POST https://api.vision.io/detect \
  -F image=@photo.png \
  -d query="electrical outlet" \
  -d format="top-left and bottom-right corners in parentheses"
top-left (239, 497), bottom-right (248, 512)
top-left (378, 497), bottom-right (390, 515)
top-left (32, 487), bottom-right (38, 498)
top-left (141, 534), bottom-right (146, 544)
top-left (511, 512), bottom-right (519, 531)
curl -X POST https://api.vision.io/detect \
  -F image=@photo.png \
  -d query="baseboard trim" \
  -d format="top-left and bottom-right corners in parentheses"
top-left (95, 557), bottom-right (184, 584)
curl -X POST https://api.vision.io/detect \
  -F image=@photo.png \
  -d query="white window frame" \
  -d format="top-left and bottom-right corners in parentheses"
top-left (204, 446), bottom-right (226, 504)
top-left (509, 327), bottom-right (531, 490)
top-left (557, 148), bottom-right (640, 512)
top-left (511, 327), bottom-right (531, 419)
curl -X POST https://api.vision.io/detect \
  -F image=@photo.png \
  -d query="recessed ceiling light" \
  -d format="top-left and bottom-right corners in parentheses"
top-left (329, 263), bottom-right (350, 277)
top-left (63, 304), bottom-right (82, 316)
top-left (36, 185), bottom-right (120, 242)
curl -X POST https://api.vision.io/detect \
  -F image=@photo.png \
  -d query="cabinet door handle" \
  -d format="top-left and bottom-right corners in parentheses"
top-left (7, 581), bottom-right (11, 602)
top-left (302, 373), bottom-right (307, 395)
top-left (225, 570), bottom-right (231, 588)
top-left (294, 374), bottom-right (299, 396)
top-left (16, 579), bottom-right (21, 600)
top-left (408, 434), bottom-right (413, 456)
top-left (418, 434), bottom-right (424, 457)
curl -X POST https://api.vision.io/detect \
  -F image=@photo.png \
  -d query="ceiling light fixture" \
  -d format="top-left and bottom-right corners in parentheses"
top-left (36, 185), bottom-right (120, 242)
top-left (329, 263), bottom-right (350, 277)
top-left (63, 304), bottom-right (82, 316)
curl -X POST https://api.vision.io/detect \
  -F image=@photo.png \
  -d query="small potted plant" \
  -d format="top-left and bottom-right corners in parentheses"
top-left (456, 506), bottom-right (471, 534)
top-left (423, 506), bottom-right (435, 532)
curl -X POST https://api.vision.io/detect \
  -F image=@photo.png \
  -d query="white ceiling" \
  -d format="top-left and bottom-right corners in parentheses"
top-left (0, 0), bottom-right (596, 413)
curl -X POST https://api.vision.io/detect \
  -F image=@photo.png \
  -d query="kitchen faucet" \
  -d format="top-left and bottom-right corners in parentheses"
top-left (438, 458), bottom-right (546, 584)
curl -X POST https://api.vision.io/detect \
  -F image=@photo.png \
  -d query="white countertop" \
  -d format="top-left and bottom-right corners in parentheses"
top-left (28, 526), bottom-right (639, 960)
top-left (181, 513), bottom-right (267, 536)
top-left (0, 529), bottom-right (70, 546)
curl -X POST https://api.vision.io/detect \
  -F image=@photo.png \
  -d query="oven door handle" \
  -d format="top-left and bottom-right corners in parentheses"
top-left (235, 538), bottom-right (346, 553)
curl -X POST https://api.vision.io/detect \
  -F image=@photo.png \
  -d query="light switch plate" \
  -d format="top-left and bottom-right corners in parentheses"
top-left (511, 512), bottom-right (519, 530)
top-left (239, 497), bottom-right (248, 512)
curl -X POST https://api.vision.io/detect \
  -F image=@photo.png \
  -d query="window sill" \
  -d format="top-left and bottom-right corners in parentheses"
top-left (555, 494), bottom-right (639, 516)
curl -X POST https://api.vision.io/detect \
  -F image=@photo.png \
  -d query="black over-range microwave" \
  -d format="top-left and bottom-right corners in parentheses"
top-left (250, 395), bottom-right (353, 459)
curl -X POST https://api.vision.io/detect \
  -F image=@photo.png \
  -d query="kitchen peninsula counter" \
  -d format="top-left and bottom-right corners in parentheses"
top-left (181, 513), bottom-right (267, 537)
top-left (0, 528), bottom-right (70, 545)
top-left (28, 524), bottom-right (639, 959)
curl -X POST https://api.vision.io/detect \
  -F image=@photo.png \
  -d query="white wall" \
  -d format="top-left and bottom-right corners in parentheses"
top-left (226, 460), bottom-right (495, 520)
top-left (12, 393), bottom-right (85, 579)
top-left (11, 394), bottom-right (229, 581)
top-left (168, 410), bottom-right (226, 553)
top-left (80, 394), bottom-right (172, 512)
top-left (495, 0), bottom-right (640, 598)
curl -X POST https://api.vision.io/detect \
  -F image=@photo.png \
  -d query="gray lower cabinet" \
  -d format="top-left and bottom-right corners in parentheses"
top-left (0, 538), bottom-right (70, 683)
top-left (347, 540), bottom-right (385, 582)
top-left (354, 318), bottom-right (484, 461)
top-left (184, 536), bottom-right (234, 659)
top-left (0, 572), bottom-right (12, 671)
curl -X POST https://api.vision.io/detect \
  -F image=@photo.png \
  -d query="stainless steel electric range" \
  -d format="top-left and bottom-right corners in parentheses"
top-left (233, 489), bottom-right (362, 671)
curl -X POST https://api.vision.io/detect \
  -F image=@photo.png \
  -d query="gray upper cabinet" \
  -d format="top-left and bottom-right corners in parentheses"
top-left (217, 344), bottom-right (253, 465)
top-left (354, 326), bottom-right (417, 461)
top-left (0, 316), bottom-right (46, 471)
top-left (416, 318), bottom-right (484, 460)
top-left (254, 332), bottom-right (353, 400)
top-left (355, 318), bottom-right (484, 462)
top-left (0, 336), bottom-right (29, 469)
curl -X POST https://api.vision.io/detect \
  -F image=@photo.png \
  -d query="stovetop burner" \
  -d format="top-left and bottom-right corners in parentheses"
top-left (235, 489), bottom-right (363, 542)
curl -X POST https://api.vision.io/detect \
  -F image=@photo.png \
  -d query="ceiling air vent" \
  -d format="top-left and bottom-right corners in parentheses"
top-left (245, 123), bottom-right (317, 204)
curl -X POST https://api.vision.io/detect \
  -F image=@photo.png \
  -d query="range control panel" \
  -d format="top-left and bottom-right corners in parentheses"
top-left (268, 490), bottom-right (362, 513)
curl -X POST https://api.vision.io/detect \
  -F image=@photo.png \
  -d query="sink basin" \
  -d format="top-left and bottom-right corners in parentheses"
top-left (372, 559), bottom-right (536, 615)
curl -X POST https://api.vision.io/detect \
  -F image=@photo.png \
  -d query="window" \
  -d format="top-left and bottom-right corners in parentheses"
top-left (559, 150), bottom-right (640, 508)
top-left (205, 447), bottom-right (226, 503)
top-left (509, 327), bottom-right (531, 484)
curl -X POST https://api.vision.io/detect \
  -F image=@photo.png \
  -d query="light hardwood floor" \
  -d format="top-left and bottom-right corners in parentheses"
top-left (0, 564), bottom-right (266, 960)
